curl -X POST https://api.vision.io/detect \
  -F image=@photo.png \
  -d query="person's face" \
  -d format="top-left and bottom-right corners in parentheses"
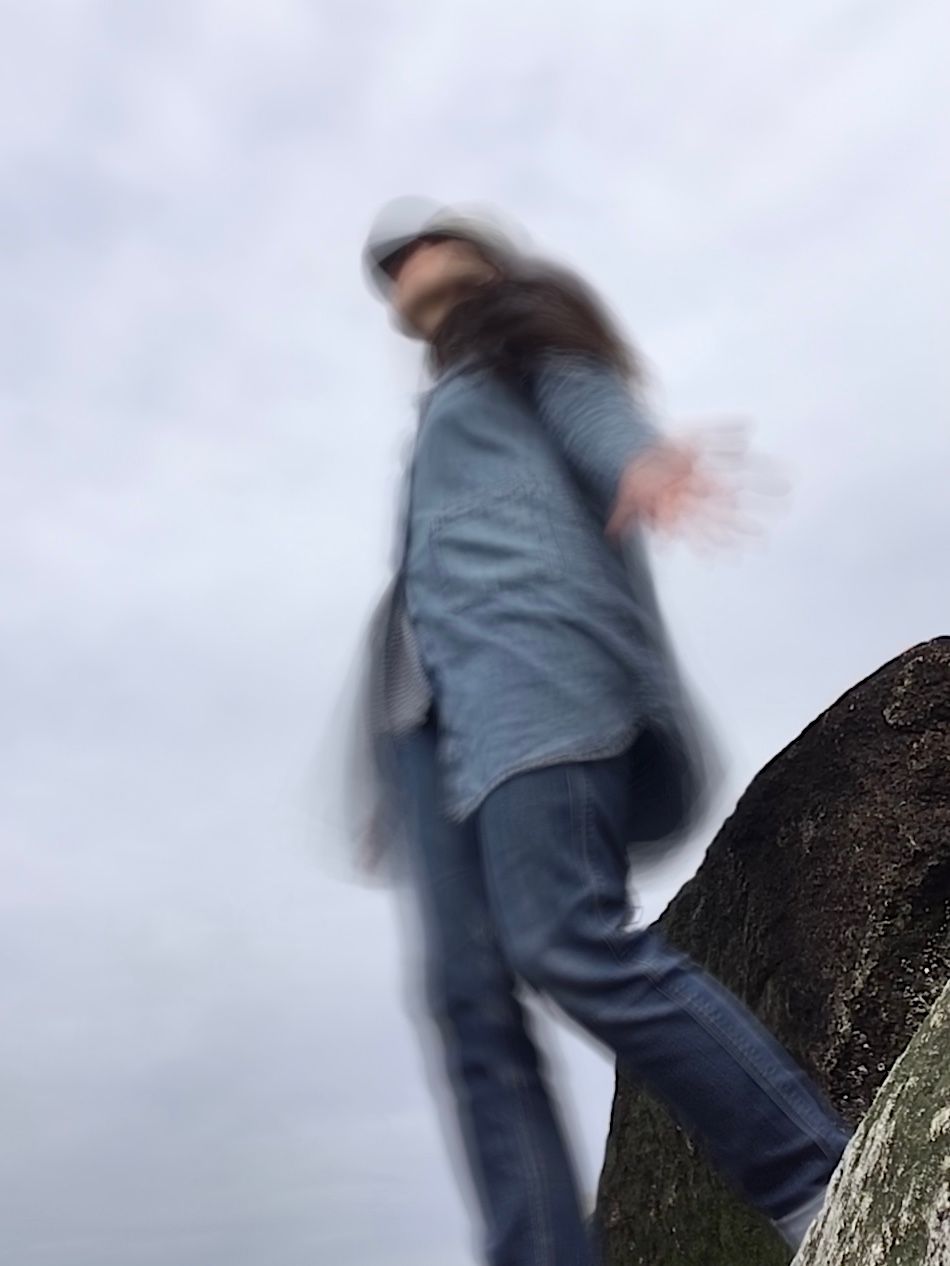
top-left (386, 235), bottom-right (499, 340)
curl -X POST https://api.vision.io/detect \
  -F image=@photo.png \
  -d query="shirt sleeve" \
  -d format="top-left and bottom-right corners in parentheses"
top-left (529, 351), bottom-right (663, 521)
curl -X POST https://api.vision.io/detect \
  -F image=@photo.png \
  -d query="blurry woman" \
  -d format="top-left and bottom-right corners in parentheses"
top-left (345, 195), bottom-right (852, 1265)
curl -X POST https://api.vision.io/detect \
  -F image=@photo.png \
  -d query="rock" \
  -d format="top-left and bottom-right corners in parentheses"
top-left (793, 978), bottom-right (950, 1264)
top-left (596, 638), bottom-right (950, 1265)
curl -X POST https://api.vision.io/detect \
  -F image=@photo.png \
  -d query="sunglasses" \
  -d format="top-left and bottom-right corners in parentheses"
top-left (378, 232), bottom-right (460, 282)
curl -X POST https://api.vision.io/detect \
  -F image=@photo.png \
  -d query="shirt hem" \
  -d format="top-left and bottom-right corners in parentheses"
top-left (441, 713), bottom-right (660, 824)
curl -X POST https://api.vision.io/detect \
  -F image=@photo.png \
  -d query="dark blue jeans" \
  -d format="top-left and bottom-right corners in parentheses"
top-left (392, 709), bottom-right (852, 1265)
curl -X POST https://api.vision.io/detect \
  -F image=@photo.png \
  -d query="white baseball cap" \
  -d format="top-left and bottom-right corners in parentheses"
top-left (361, 195), bottom-right (529, 299)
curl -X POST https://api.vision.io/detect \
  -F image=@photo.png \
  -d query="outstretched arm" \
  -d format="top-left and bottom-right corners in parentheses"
top-left (531, 350), bottom-right (759, 546)
top-left (530, 351), bottom-right (664, 526)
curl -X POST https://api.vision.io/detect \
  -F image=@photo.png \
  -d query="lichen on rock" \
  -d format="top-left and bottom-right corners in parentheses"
top-left (793, 978), bottom-right (950, 1265)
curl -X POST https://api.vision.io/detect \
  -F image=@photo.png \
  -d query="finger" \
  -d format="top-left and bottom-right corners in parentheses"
top-left (690, 506), bottom-right (768, 548)
top-left (657, 486), bottom-right (771, 547)
top-left (678, 420), bottom-right (753, 460)
top-left (679, 493), bottom-right (769, 535)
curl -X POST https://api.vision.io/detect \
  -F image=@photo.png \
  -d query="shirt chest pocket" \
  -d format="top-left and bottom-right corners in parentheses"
top-left (428, 479), bottom-right (566, 614)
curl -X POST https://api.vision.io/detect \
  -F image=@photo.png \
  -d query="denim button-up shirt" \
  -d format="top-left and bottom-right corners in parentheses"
top-left (353, 350), bottom-right (723, 856)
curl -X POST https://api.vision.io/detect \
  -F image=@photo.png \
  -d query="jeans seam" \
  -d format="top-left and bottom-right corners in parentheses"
top-left (476, 815), bottom-right (555, 1266)
top-left (510, 1077), bottom-right (553, 1266)
top-left (572, 764), bottom-right (606, 954)
top-left (636, 952), bottom-right (846, 1164)
top-left (573, 762), bottom-right (637, 970)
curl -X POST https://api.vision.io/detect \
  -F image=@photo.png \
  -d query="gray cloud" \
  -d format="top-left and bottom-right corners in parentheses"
top-left (2, 2), bottom-right (947, 1262)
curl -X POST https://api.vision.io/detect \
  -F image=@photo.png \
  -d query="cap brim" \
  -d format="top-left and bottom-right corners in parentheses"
top-left (363, 228), bottom-right (479, 298)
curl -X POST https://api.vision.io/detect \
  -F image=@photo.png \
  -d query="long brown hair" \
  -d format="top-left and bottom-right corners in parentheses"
top-left (425, 252), bottom-right (646, 391)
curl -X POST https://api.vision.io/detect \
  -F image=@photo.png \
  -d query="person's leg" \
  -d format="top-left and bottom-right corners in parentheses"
top-left (392, 712), bottom-right (597, 1266)
top-left (475, 740), bottom-right (855, 1252)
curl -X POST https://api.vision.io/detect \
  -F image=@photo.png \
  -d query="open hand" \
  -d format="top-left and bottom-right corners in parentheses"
top-left (604, 422), bottom-right (789, 550)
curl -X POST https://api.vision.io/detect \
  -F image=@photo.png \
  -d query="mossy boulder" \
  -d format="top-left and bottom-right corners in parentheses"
top-left (596, 638), bottom-right (950, 1265)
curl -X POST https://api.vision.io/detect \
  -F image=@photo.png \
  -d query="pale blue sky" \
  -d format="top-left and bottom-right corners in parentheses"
top-left (2, 3), bottom-right (948, 1263)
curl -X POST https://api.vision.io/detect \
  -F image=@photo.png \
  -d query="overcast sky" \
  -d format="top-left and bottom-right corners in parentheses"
top-left (2, 3), bottom-right (948, 1264)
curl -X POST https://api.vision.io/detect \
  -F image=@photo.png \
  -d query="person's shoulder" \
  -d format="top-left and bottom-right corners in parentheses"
top-left (416, 353), bottom-right (489, 408)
